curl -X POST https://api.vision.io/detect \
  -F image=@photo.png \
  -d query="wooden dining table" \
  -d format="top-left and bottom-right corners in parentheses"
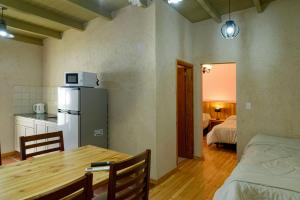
top-left (0, 145), bottom-right (130, 200)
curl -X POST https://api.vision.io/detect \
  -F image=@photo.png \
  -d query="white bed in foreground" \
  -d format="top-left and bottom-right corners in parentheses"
top-left (214, 134), bottom-right (300, 200)
top-left (207, 115), bottom-right (236, 145)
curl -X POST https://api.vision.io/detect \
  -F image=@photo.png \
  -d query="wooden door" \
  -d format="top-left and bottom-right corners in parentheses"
top-left (177, 61), bottom-right (194, 159)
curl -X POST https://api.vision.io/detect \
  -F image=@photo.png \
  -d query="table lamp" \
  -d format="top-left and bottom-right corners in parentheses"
top-left (214, 107), bottom-right (222, 120)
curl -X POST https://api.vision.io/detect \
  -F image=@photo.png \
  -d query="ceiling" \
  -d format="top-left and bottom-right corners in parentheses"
top-left (0, 0), bottom-right (275, 46)
top-left (0, 0), bottom-right (129, 45)
top-left (166, 0), bottom-right (275, 23)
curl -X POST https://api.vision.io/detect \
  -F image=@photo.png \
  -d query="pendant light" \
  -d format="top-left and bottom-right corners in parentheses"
top-left (0, 7), bottom-right (14, 39)
top-left (221, 0), bottom-right (239, 39)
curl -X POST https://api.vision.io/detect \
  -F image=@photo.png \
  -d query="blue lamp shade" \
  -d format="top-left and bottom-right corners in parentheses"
top-left (221, 20), bottom-right (239, 39)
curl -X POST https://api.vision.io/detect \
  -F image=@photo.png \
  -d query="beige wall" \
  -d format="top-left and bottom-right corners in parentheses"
top-left (203, 63), bottom-right (236, 102)
top-left (42, 0), bottom-right (200, 179)
top-left (42, 5), bottom-right (158, 178)
top-left (0, 40), bottom-right (42, 153)
top-left (155, 0), bottom-right (201, 178)
top-left (193, 0), bottom-right (300, 157)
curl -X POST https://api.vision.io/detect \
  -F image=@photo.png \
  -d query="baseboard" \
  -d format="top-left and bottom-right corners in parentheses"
top-left (193, 155), bottom-right (204, 160)
top-left (1, 151), bottom-right (18, 158)
top-left (150, 167), bottom-right (178, 185)
top-left (150, 155), bottom-right (205, 185)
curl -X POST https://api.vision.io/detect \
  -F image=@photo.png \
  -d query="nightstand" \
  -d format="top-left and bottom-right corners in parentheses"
top-left (209, 119), bottom-right (225, 131)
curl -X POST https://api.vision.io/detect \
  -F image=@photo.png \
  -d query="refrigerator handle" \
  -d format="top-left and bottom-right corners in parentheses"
top-left (67, 110), bottom-right (81, 115)
top-left (58, 109), bottom-right (69, 114)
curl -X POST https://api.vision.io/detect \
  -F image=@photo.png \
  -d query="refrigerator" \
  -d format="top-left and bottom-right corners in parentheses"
top-left (57, 87), bottom-right (108, 150)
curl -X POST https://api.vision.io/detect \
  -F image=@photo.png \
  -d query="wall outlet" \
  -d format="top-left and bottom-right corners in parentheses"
top-left (245, 102), bottom-right (251, 110)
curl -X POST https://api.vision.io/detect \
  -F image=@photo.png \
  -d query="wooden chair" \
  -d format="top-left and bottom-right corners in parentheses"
top-left (20, 131), bottom-right (64, 160)
top-left (33, 172), bottom-right (93, 200)
top-left (0, 144), bottom-right (2, 166)
top-left (96, 149), bottom-right (151, 200)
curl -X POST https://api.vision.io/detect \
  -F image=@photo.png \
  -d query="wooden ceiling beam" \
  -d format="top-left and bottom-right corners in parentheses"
top-left (67, 0), bottom-right (112, 19)
top-left (8, 33), bottom-right (43, 46)
top-left (139, 0), bottom-right (152, 7)
top-left (253, 0), bottom-right (263, 13)
top-left (0, 0), bottom-right (85, 30)
top-left (5, 16), bottom-right (62, 39)
top-left (196, 0), bottom-right (221, 23)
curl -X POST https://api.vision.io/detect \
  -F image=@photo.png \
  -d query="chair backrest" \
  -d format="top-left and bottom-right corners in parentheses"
top-left (34, 172), bottom-right (93, 200)
top-left (107, 149), bottom-right (151, 200)
top-left (20, 131), bottom-right (64, 160)
top-left (0, 144), bottom-right (2, 166)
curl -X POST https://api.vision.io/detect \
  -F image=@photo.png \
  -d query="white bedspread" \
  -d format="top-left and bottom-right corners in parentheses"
top-left (207, 115), bottom-right (236, 145)
top-left (214, 134), bottom-right (300, 200)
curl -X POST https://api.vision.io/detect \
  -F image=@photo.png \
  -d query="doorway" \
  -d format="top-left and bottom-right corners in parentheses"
top-left (201, 62), bottom-right (237, 152)
top-left (176, 60), bottom-right (194, 161)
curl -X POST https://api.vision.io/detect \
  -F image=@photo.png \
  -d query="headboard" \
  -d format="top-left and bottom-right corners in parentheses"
top-left (203, 101), bottom-right (236, 120)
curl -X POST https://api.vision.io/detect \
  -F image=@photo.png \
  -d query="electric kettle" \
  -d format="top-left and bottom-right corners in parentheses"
top-left (33, 103), bottom-right (46, 114)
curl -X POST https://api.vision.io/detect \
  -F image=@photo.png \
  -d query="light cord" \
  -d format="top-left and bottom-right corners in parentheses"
top-left (229, 0), bottom-right (231, 20)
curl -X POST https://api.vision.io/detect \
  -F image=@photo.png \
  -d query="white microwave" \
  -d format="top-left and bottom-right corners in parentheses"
top-left (64, 72), bottom-right (98, 87)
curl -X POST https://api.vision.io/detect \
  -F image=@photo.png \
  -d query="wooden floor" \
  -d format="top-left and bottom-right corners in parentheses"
top-left (1, 140), bottom-right (236, 200)
top-left (149, 139), bottom-right (237, 200)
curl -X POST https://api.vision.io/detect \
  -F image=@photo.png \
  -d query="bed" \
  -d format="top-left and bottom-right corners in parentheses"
top-left (203, 113), bottom-right (211, 130)
top-left (207, 115), bottom-right (236, 145)
top-left (214, 134), bottom-right (300, 200)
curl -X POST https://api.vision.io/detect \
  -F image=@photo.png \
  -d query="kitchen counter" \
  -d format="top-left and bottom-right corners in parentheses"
top-left (15, 113), bottom-right (57, 123)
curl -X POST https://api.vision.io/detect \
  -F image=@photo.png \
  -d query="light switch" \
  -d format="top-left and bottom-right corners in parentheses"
top-left (245, 102), bottom-right (251, 110)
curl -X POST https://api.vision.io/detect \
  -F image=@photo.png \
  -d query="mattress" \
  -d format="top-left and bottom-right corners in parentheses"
top-left (203, 113), bottom-right (211, 129)
top-left (214, 134), bottom-right (300, 200)
top-left (207, 115), bottom-right (236, 145)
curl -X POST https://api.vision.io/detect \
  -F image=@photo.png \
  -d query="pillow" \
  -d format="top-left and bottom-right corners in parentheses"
top-left (203, 113), bottom-right (211, 121)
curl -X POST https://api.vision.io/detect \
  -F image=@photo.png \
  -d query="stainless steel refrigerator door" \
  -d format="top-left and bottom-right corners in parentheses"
top-left (57, 112), bottom-right (80, 150)
top-left (58, 87), bottom-right (80, 111)
top-left (80, 88), bottom-right (108, 148)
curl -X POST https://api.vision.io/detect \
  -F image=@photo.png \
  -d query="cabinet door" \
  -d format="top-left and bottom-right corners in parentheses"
top-left (25, 127), bottom-right (35, 154)
top-left (46, 123), bottom-right (59, 149)
top-left (35, 121), bottom-right (47, 151)
top-left (15, 124), bottom-right (26, 152)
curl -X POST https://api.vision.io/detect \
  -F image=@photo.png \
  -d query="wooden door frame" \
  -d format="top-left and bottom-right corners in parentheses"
top-left (176, 59), bottom-right (194, 165)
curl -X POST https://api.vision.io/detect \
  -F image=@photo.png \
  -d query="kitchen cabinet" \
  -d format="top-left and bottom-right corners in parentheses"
top-left (15, 124), bottom-right (35, 154)
top-left (15, 116), bottom-right (58, 153)
top-left (46, 122), bottom-right (59, 149)
top-left (15, 124), bottom-right (25, 152)
top-left (35, 120), bottom-right (47, 152)
top-left (25, 127), bottom-right (35, 154)
top-left (15, 117), bottom-right (35, 153)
